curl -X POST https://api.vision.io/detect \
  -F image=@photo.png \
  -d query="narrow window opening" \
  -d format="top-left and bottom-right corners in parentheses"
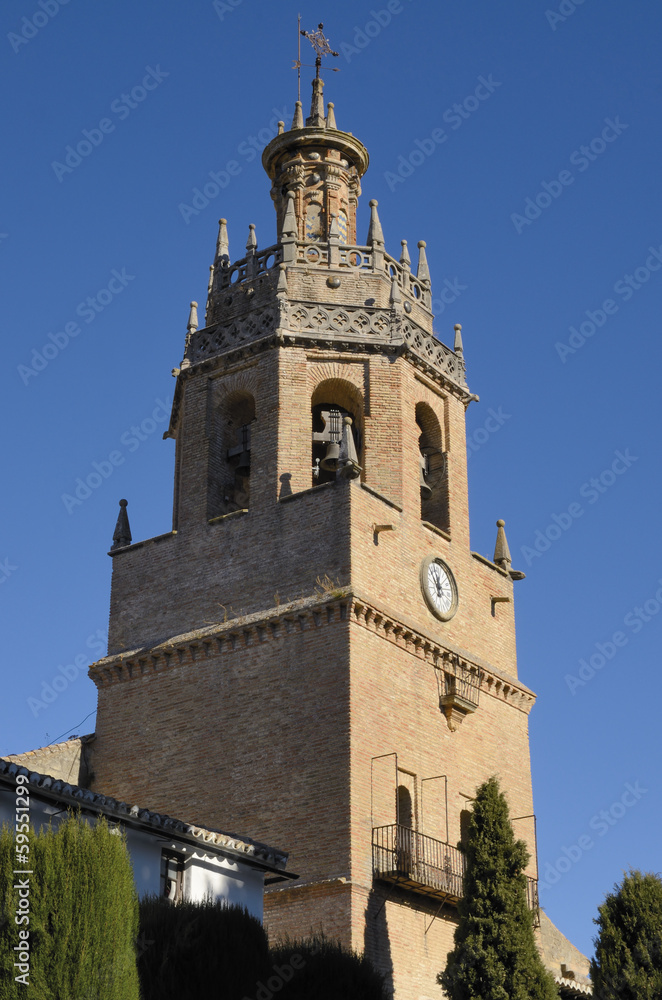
top-left (160, 850), bottom-right (185, 903)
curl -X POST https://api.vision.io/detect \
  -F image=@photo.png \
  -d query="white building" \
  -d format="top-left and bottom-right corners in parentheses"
top-left (0, 752), bottom-right (295, 920)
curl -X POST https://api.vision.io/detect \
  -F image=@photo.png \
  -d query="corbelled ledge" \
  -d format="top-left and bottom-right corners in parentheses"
top-left (90, 590), bottom-right (535, 714)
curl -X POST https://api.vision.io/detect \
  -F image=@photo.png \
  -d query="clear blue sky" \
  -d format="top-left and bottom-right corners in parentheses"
top-left (2, 0), bottom-right (660, 961)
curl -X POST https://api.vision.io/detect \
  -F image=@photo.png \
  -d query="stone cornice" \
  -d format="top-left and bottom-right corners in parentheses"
top-left (90, 590), bottom-right (534, 714)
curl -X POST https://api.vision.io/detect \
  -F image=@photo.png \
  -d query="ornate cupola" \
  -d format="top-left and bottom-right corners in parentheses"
top-left (262, 76), bottom-right (369, 245)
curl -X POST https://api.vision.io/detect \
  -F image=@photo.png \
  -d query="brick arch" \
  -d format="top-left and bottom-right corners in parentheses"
top-left (307, 362), bottom-right (365, 401)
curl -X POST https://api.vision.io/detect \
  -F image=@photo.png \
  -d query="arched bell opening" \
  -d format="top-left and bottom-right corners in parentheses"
top-left (415, 402), bottom-right (449, 534)
top-left (311, 379), bottom-right (363, 486)
top-left (208, 391), bottom-right (256, 518)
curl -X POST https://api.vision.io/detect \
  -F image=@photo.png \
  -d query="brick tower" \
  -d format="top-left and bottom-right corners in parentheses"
top-left (89, 70), bottom-right (541, 998)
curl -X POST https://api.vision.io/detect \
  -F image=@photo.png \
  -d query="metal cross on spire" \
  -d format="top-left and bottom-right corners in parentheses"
top-left (296, 20), bottom-right (339, 95)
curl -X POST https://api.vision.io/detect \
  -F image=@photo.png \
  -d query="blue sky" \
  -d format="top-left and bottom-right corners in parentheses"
top-left (2, 0), bottom-right (661, 961)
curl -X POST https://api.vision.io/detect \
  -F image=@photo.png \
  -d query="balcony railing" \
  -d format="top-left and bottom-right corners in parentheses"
top-left (372, 824), bottom-right (539, 923)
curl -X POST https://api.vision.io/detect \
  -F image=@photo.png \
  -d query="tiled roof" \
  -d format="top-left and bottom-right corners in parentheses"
top-left (0, 758), bottom-right (290, 875)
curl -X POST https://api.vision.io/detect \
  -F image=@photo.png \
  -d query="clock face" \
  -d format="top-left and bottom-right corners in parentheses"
top-left (420, 557), bottom-right (458, 621)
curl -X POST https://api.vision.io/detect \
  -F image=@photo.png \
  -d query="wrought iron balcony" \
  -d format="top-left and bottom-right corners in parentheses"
top-left (372, 824), bottom-right (539, 923)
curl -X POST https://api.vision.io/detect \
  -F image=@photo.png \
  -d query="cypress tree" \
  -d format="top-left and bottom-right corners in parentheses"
top-left (1, 812), bottom-right (140, 999)
top-left (438, 776), bottom-right (558, 1000)
top-left (591, 868), bottom-right (662, 999)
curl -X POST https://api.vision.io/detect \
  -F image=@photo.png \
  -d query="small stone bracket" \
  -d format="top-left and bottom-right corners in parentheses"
top-left (491, 595), bottom-right (511, 618)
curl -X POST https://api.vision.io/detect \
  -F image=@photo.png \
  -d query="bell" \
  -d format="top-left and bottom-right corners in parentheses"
top-left (420, 452), bottom-right (432, 499)
top-left (321, 440), bottom-right (341, 471)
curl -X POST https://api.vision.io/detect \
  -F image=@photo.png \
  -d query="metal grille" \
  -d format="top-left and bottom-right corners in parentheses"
top-left (372, 824), bottom-right (539, 922)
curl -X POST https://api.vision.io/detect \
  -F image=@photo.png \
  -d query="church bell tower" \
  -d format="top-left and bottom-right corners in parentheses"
top-left (90, 59), bottom-right (539, 999)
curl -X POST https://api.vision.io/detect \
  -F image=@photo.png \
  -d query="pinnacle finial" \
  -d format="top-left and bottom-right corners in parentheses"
top-left (277, 120), bottom-right (284, 135)
top-left (390, 275), bottom-right (402, 306)
top-left (111, 499), bottom-right (132, 551)
top-left (292, 101), bottom-right (303, 129)
top-left (400, 240), bottom-right (411, 270)
top-left (277, 263), bottom-right (288, 295)
top-left (454, 323), bottom-right (464, 356)
top-left (246, 223), bottom-right (257, 251)
top-left (187, 301), bottom-right (199, 335)
top-left (367, 200), bottom-right (384, 248)
top-left (326, 101), bottom-right (337, 130)
top-left (281, 191), bottom-right (297, 241)
top-left (417, 240), bottom-right (431, 284)
top-left (214, 218), bottom-right (229, 266)
top-left (493, 519), bottom-right (512, 571)
top-left (307, 76), bottom-right (326, 127)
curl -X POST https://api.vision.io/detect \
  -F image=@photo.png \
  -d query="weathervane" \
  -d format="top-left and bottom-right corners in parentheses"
top-left (294, 16), bottom-right (339, 101)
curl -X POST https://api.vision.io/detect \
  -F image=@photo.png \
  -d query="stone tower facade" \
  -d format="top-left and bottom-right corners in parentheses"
top-left (89, 77), bottom-right (539, 999)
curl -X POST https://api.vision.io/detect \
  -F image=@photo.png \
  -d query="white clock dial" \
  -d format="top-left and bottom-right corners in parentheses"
top-left (420, 556), bottom-right (458, 621)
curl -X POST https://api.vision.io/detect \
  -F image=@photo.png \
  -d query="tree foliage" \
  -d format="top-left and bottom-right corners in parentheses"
top-left (438, 776), bottom-right (558, 1000)
top-left (0, 812), bottom-right (140, 1000)
top-left (270, 933), bottom-right (388, 1000)
top-left (591, 868), bottom-right (662, 1000)
top-left (138, 895), bottom-right (270, 999)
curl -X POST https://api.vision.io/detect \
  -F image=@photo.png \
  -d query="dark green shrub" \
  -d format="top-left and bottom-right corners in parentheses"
top-left (438, 776), bottom-right (558, 1000)
top-left (591, 868), bottom-right (662, 999)
top-left (0, 812), bottom-right (139, 999)
top-left (270, 933), bottom-right (388, 1000)
top-left (137, 895), bottom-right (271, 1000)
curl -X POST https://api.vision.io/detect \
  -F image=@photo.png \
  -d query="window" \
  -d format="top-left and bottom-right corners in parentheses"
top-left (160, 850), bottom-right (184, 902)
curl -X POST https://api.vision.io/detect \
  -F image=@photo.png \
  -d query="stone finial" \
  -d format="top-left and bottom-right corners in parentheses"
top-left (454, 323), bottom-right (464, 356)
top-left (277, 120), bottom-right (284, 135)
top-left (281, 191), bottom-right (298, 241)
top-left (326, 101), bottom-right (337, 130)
top-left (187, 301), bottom-right (199, 335)
top-left (291, 101), bottom-right (304, 130)
top-left (214, 218), bottom-right (229, 266)
top-left (389, 276), bottom-right (402, 306)
top-left (246, 223), bottom-right (257, 251)
top-left (366, 199), bottom-right (384, 248)
top-left (277, 263), bottom-right (288, 295)
top-left (111, 499), bottom-right (132, 551)
top-left (400, 239), bottom-right (411, 270)
top-left (493, 519), bottom-right (512, 571)
top-left (417, 240), bottom-right (431, 284)
top-left (307, 76), bottom-right (325, 127)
